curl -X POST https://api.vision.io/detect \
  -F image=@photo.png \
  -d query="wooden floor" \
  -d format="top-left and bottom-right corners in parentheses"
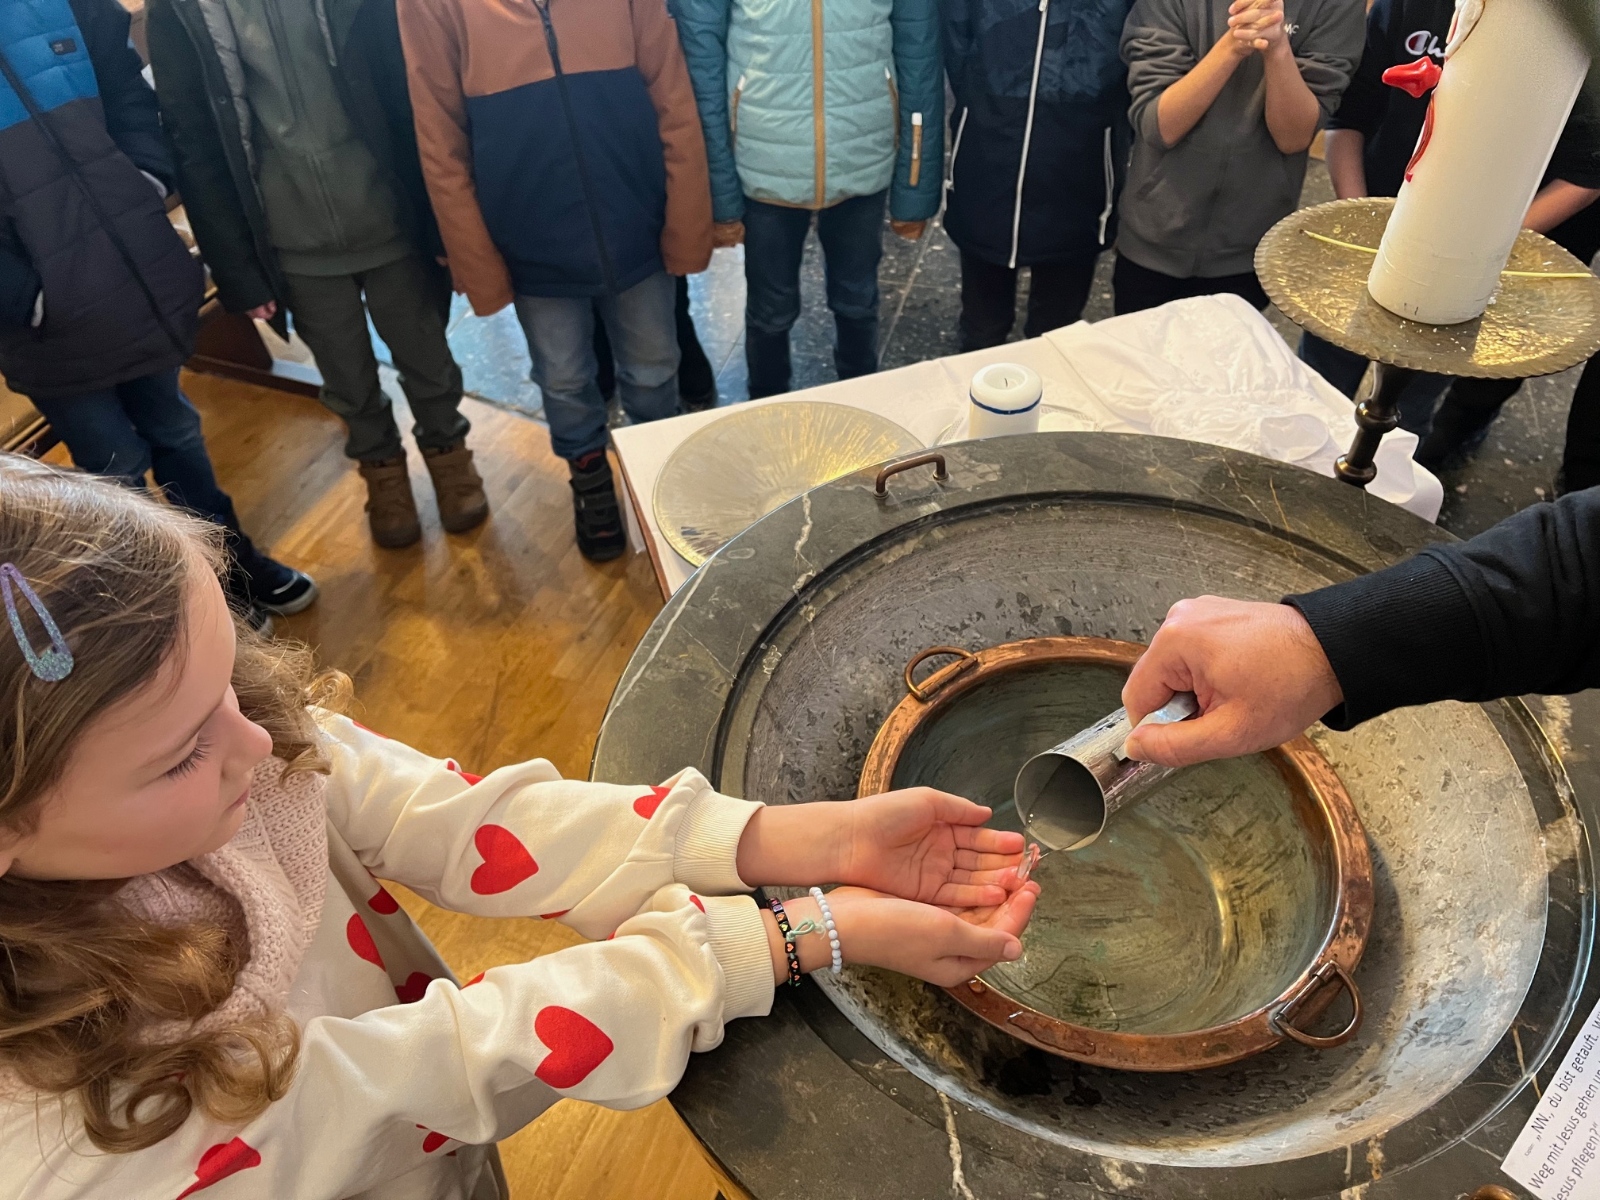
top-left (148, 371), bottom-right (744, 1200)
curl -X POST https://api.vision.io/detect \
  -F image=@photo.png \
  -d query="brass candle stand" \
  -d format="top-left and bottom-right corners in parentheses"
top-left (1256, 196), bottom-right (1600, 487)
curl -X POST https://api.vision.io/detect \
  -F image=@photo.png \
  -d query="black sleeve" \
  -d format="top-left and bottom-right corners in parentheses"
top-left (942, 0), bottom-right (975, 111)
top-left (70, 0), bottom-right (175, 187)
top-left (144, 0), bottom-right (277, 312)
top-left (1325, 0), bottom-right (1391, 136)
top-left (1546, 73), bottom-right (1600, 190)
top-left (1285, 489), bottom-right (1600, 728)
top-left (349, 0), bottom-right (446, 260)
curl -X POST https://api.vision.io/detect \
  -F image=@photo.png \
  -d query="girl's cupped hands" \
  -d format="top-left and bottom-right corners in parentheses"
top-left (767, 882), bottom-right (1042, 988)
top-left (735, 787), bottom-right (1029, 907)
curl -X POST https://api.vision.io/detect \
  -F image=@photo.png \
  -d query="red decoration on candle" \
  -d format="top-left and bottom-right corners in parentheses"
top-left (1382, 57), bottom-right (1443, 99)
top-left (1404, 98), bottom-right (1438, 182)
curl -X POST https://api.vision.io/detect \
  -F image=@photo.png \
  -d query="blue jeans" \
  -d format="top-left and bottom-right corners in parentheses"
top-left (515, 270), bottom-right (680, 462)
top-left (1297, 331), bottom-right (1449, 436)
top-left (29, 368), bottom-right (279, 589)
top-left (743, 190), bottom-right (885, 398)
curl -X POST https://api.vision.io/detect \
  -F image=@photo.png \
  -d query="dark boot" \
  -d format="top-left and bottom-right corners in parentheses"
top-left (675, 275), bottom-right (718, 410)
top-left (423, 441), bottom-right (490, 534)
top-left (569, 451), bottom-right (627, 562)
top-left (358, 454), bottom-right (423, 549)
top-left (1415, 377), bottom-right (1519, 472)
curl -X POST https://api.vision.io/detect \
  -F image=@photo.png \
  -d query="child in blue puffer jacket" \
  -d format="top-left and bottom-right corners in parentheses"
top-left (673, 0), bottom-right (943, 397)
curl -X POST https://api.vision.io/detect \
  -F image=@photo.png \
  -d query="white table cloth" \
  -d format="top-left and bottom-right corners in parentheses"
top-left (612, 295), bottom-right (1443, 598)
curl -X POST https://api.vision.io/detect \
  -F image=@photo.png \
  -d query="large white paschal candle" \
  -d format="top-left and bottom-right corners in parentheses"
top-left (1367, 0), bottom-right (1589, 325)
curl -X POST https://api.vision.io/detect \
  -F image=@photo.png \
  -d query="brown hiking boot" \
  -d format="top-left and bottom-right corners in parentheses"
top-left (358, 454), bottom-right (422, 548)
top-left (423, 441), bottom-right (489, 534)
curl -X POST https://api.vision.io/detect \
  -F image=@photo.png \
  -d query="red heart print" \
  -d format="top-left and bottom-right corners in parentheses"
top-left (175, 1137), bottom-right (261, 1198)
top-left (446, 759), bottom-right (484, 786)
top-left (346, 914), bottom-right (385, 970)
top-left (689, 895), bottom-right (705, 912)
top-left (369, 885), bottom-right (399, 915)
top-left (539, 909), bottom-right (569, 920)
top-left (470, 825), bottom-right (538, 894)
top-left (419, 1127), bottom-right (450, 1154)
top-left (534, 1006), bottom-right (615, 1089)
top-left (464, 971), bottom-right (486, 987)
top-left (632, 786), bottom-right (670, 819)
top-left (395, 972), bottom-right (433, 1004)
top-left (351, 719), bottom-right (389, 739)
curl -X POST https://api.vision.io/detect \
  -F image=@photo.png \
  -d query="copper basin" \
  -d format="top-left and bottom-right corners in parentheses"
top-left (859, 636), bottom-right (1374, 1072)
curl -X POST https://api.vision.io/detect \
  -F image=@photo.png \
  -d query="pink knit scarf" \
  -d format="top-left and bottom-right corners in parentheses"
top-left (119, 755), bottom-right (328, 1038)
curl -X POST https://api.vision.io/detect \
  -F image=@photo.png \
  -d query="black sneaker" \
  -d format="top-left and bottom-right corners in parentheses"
top-left (249, 563), bottom-right (319, 616)
top-left (239, 603), bottom-right (275, 637)
top-left (229, 554), bottom-right (319, 617)
top-left (569, 452), bottom-right (627, 563)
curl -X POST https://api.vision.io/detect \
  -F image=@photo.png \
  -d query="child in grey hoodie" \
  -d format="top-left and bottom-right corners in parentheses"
top-left (1114, 0), bottom-right (1363, 314)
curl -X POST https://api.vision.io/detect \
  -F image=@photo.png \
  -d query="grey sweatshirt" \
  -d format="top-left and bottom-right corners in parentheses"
top-left (1116, 0), bottom-right (1363, 278)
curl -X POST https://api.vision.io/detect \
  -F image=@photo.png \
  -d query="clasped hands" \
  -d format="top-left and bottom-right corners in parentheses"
top-left (734, 788), bottom-right (1039, 989)
top-left (1227, 0), bottom-right (1290, 55)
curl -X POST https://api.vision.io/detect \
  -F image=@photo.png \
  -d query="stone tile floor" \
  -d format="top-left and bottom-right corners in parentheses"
top-left (370, 160), bottom-right (1587, 543)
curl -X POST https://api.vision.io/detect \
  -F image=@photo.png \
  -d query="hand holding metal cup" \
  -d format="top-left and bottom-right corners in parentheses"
top-left (1012, 692), bottom-right (1201, 869)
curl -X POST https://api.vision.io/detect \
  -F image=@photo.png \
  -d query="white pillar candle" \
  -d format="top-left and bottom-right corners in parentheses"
top-left (1367, 0), bottom-right (1589, 325)
top-left (969, 362), bottom-right (1043, 438)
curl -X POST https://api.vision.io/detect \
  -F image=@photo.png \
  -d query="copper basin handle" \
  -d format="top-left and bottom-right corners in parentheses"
top-left (904, 646), bottom-right (979, 702)
top-left (1270, 961), bottom-right (1363, 1049)
top-left (875, 452), bottom-right (948, 497)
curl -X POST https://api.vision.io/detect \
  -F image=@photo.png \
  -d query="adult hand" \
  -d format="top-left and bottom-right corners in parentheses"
top-left (713, 220), bottom-right (746, 248)
top-left (766, 885), bottom-right (1039, 988)
top-left (891, 219), bottom-right (927, 241)
top-left (736, 789), bottom-right (1025, 908)
top-left (1121, 596), bottom-right (1343, 768)
top-left (246, 301), bottom-right (278, 321)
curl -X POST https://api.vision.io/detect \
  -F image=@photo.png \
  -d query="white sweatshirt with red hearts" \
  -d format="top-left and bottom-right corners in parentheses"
top-left (3, 714), bottom-right (774, 1200)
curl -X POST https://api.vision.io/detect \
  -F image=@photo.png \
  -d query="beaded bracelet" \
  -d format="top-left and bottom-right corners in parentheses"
top-left (768, 896), bottom-right (803, 987)
top-left (809, 887), bottom-right (843, 974)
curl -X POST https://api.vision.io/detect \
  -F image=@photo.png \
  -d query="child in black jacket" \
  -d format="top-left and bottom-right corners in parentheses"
top-left (943, 0), bottom-right (1133, 350)
top-left (0, 0), bottom-right (313, 630)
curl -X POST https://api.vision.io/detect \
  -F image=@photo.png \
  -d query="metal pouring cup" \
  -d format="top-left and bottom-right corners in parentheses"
top-left (1013, 692), bottom-right (1200, 851)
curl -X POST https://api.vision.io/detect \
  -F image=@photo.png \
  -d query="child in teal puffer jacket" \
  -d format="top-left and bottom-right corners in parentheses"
top-left (673, 0), bottom-right (943, 397)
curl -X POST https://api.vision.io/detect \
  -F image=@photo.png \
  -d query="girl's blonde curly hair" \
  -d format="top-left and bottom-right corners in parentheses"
top-left (0, 454), bottom-right (347, 1151)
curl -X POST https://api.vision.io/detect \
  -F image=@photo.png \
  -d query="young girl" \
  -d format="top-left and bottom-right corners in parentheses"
top-left (0, 455), bottom-right (1037, 1198)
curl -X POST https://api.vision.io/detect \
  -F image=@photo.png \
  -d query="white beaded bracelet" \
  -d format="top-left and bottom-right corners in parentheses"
top-left (809, 886), bottom-right (843, 974)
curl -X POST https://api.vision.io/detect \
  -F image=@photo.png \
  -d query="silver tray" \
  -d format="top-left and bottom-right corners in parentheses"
top-left (652, 401), bottom-right (922, 566)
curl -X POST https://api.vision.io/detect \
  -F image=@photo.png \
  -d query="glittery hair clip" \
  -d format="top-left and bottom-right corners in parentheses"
top-left (0, 563), bottom-right (74, 682)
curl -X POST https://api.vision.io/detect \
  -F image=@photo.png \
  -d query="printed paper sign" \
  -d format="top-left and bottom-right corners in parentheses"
top-left (1504, 999), bottom-right (1600, 1199)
